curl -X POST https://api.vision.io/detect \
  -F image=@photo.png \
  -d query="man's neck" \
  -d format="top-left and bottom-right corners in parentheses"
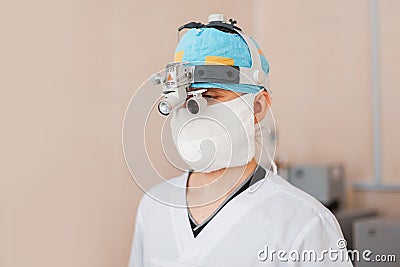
top-left (189, 159), bottom-right (257, 186)
top-left (187, 159), bottom-right (258, 202)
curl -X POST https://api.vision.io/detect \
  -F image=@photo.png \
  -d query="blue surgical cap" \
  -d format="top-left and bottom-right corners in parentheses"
top-left (174, 28), bottom-right (270, 94)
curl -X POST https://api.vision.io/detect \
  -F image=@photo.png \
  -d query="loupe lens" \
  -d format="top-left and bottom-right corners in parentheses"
top-left (158, 101), bottom-right (171, 115)
top-left (187, 98), bottom-right (200, 114)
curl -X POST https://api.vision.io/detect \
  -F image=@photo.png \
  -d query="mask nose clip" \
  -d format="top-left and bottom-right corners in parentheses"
top-left (186, 89), bottom-right (207, 114)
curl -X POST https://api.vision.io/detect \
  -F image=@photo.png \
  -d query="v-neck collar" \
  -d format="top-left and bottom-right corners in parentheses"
top-left (169, 168), bottom-right (273, 264)
top-left (188, 166), bottom-right (266, 236)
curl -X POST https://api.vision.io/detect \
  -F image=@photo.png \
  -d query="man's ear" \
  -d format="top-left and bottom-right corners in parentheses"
top-left (254, 90), bottom-right (271, 123)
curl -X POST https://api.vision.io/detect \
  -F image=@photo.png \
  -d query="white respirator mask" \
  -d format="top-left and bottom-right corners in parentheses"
top-left (170, 93), bottom-right (256, 173)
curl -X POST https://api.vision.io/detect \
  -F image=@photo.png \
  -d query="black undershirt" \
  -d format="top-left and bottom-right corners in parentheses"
top-left (187, 166), bottom-right (267, 238)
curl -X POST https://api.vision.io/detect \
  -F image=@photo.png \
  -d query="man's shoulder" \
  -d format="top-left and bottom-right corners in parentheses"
top-left (258, 173), bottom-right (336, 222)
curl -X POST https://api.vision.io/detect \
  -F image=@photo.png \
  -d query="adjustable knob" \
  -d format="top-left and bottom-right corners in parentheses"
top-left (253, 70), bottom-right (267, 84)
top-left (208, 14), bottom-right (225, 23)
top-left (151, 73), bottom-right (162, 85)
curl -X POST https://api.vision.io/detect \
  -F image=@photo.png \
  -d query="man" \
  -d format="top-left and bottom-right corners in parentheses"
top-left (128, 15), bottom-right (352, 267)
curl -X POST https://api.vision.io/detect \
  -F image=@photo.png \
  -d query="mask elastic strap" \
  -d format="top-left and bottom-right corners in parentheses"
top-left (254, 125), bottom-right (278, 175)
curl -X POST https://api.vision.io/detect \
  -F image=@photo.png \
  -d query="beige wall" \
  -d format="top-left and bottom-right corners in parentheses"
top-left (256, 0), bottom-right (400, 214)
top-left (0, 0), bottom-right (399, 266)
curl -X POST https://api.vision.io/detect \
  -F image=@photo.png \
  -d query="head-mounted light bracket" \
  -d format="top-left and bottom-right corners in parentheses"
top-left (153, 14), bottom-right (270, 115)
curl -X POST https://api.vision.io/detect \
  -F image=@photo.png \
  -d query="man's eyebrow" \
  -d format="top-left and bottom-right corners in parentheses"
top-left (206, 90), bottom-right (224, 95)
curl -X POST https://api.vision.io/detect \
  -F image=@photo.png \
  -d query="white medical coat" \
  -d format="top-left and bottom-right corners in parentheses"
top-left (128, 172), bottom-right (353, 267)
